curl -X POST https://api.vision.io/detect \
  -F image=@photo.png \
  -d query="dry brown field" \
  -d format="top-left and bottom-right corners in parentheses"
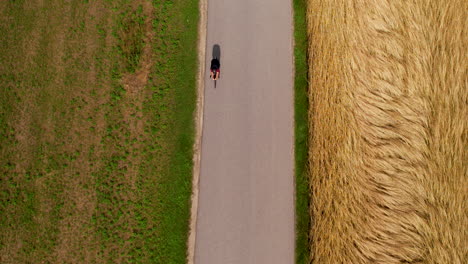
top-left (306, 0), bottom-right (467, 263)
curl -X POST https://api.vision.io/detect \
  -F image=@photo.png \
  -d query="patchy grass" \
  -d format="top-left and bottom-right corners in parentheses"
top-left (307, 0), bottom-right (467, 263)
top-left (0, 0), bottom-right (199, 263)
top-left (116, 4), bottom-right (146, 73)
top-left (293, 0), bottom-right (310, 263)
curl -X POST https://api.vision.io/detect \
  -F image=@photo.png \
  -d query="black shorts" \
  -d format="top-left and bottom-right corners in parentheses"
top-left (210, 59), bottom-right (220, 70)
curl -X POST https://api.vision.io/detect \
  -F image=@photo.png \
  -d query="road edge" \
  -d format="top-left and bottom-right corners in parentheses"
top-left (187, 0), bottom-right (207, 263)
top-left (290, 0), bottom-right (298, 261)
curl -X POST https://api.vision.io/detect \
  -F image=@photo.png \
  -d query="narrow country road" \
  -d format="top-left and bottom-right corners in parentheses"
top-left (194, 0), bottom-right (295, 263)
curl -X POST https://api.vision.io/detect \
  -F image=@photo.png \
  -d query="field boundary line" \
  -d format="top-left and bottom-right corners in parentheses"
top-left (187, 0), bottom-right (207, 263)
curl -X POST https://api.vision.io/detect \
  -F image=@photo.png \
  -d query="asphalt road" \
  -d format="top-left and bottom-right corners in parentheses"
top-left (194, 0), bottom-right (295, 263)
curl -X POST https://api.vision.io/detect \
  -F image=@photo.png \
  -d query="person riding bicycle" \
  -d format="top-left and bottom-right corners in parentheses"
top-left (210, 58), bottom-right (220, 80)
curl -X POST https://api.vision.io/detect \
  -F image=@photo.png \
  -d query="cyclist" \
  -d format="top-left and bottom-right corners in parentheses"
top-left (210, 58), bottom-right (220, 80)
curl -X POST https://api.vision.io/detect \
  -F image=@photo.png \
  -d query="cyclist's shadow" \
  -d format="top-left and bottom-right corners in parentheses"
top-left (212, 44), bottom-right (221, 61)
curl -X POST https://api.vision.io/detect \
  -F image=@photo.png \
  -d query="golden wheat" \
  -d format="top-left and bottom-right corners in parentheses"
top-left (307, 0), bottom-right (467, 263)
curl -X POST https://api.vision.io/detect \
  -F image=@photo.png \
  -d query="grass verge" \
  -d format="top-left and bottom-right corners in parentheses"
top-left (149, 0), bottom-right (199, 262)
top-left (292, 0), bottom-right (310, 263)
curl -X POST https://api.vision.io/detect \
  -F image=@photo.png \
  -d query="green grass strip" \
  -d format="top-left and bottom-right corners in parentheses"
top-left (293, 0), bottom-right (310, 263)
top-left (150, 0), bottom-right (199, 262)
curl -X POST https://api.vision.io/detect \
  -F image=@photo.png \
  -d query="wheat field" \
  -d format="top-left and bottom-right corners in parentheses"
top-left (306, 0), bottom-right (467, 263)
